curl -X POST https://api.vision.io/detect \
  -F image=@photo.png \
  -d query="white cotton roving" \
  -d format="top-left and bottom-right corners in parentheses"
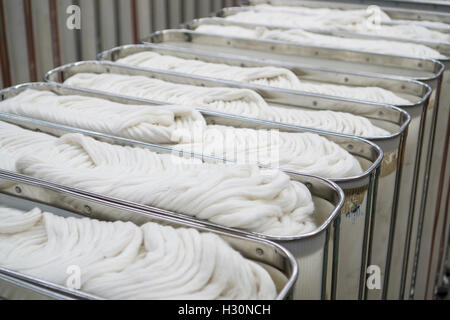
top-left (64, 72), bottom-right (390, 138)
top-left (0, 89), bottom-right (363, 179)
top-left (0, 150), bottom-right (15, 173)
top-left (0, 206), bottom-right (277, 299)
top-left (229, 7), bottom-right (450, 43)
top-left (0, 120), bottom-right (57, 166)
top-left (116, 51), bottom-right (412, 105)
top-left (0, 89), bottom-right (206, 144)
top-left (0, 150), bottom-right (17, 189)
top-left (194, 24), bottom-right (446, 60)
top-left (1, 121), bottom-right (318, 237)
top-left (252, 3), bottom-right (450, 32)
top-left (174, 126), bottom-right (363, 178)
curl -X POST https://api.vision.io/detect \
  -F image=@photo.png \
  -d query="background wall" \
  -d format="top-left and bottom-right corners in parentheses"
top-left (0, 0), bottom-right (237, 88)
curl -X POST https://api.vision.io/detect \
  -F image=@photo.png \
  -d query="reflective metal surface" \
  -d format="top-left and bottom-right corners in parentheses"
top-left (0, 96), bottom-right (345, 298)
top-left (141, 25), bottom-right (446, 300)
top-left (44, 61), bottom-right (395, 299)
top-left (0, 173), bottom-right (300, 300)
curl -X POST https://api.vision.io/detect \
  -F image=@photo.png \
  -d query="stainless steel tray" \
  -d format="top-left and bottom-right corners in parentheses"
top-left (141, 29), bottom-right (445, 82)
top-left (238, 3), bottom-right (450, 299)
top-left (251, 0), bottom-right (450, 17)
top-left (46, 62), bottom-right (408, 298)
top-left (250, 0), bottom-right (450, 300)
top-left (96, 44), bottom-right (432, 300)
top-left (0, 173), bottom-right (298, 300)
top-left (201, 15), bottom-right (450, 281)
top-left (1, 82), bottom-right (383, 188)
top-left (140, 27), bottom-right (445, 300)
top-left (243, 0), bottom-right (450, 33)
top-left (43, 61), bottom-right (395, 299)
top-left (0, 112), bottom-right (344, 300)
top-left (214, 8), bottom-right (450, 66)
top-left (98, 43), bottom-right (432, 108)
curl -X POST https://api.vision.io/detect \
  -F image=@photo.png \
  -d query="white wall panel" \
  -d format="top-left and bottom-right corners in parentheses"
top-left (137, 0), bottom-right (153, 38)
top-left (152, 0), bottom-right (167, 31)
top-left (198, 0), bottom-right (211, 17)
top-left (31, 0), bottom-right (53, 80)
top-left (183, 0), bottom-right (196, 22)
top-left (79, 0), bottom-right (98, 60)
top-left (58, 0), bottom-right (79, 64)
top-left (212, 0), bottom-right (223, 12)
top-left (168, 0), bottom-right (182, 29)
top-left (3, 0), bottom-right (29, 84)
top-left (99, 0), bottom-right (118, 51)
top-left (118, 0), bottom-right (134, 45)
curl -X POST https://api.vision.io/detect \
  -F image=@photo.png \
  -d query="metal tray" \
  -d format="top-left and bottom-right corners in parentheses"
top-left (1, 81), bottom-right (379, 299)
top-left (97, 44), bottom-right (433, 301)
top-left (44, 60), bottom-right (410, 299)
top-left (0, 173), bottom-right (298, 300)
top-left (242, 0), bottom-right (450, 300)
top-left (141, 29), bottom-right (445, 81)
top-left (98, 43), bottom-right (432, 108)
top-left (0, 113), bottom-right (344, 300)
top-left (214, 10), bottom-right (450, 64)
top-left (250, 0), bottom-right (450, 17)
top-left (141, 26), bottom-right (445, 300)
top-left (243, 0), bottom-right (450, 32)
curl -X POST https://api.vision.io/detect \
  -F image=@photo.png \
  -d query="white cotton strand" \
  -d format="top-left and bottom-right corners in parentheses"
top-left (0, 120), bottom-right (53, 189)
top-left (0, 209), bottom-right (143, 286)
top-left (84, 222), bottom-right (277, 300)
top-left (253, 3), bottom-right (450, 31)
top-left (0, 89), bottom-right (206, 144)
top-left (1, 122), bottom-right (317, 236)
top-left (116, 51), bottom-right (411, 105)
top-left (253, 4), bottom-right (393, 18)
top-left (64, 73), bottom-right (390, 137)
top-left (0, 120), bottom-right (57, 171)
top-left (195, 24), bottom-right (446, 60)
top-left (174, 126), bottom-right (364, 178)
top-left (0, 207), bottom-right (277, 299)
top-left (231, 7), bottom-right (450, 43)
top-left (0, 90), bottom-right (363, 179)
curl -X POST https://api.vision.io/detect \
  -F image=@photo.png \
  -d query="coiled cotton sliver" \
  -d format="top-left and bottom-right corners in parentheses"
top-left (252, 4), bottom-right (450, 39)
top-left (84, 223), bottom-right (276, 299)
top-left (116, 51), bottom-right (411, 105)
top-left (175, 126), bottom-right (363, 178)
top-left (0, 89), bottom-right (206, 144)
top-left (0, 207), bottom-right (277, 299)
top-left (0, 120), bottom-right (57, 157)
top-left (0, 90), bottom-right (363, 178)
top-left (0, 209), bottom-right (142, 286)
top-left (253, 4), bottom-right (450, 31)
top-left (0, 122), bottom-right (317, 236)
top-left (0, 120), bottom-right (57, 187)
top-left (227, 9), bottom-right (450, 43)
top-left (16, 150), bottom-right (317, 236)
top-left (64, 72), bottom-right (390, 137)
top-left (194, 24), bottom-right (445, 60)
